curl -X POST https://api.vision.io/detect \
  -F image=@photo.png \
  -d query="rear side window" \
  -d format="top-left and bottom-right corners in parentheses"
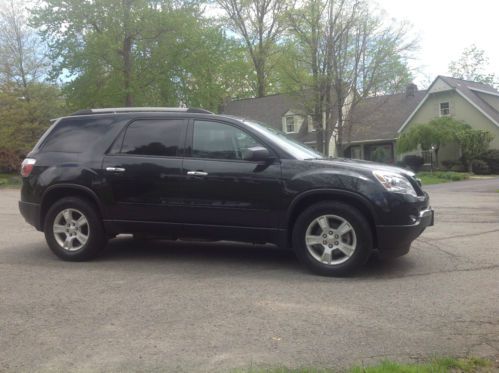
top-left (121, 119), bottom-right (186, 157)
top-left (42, 117), bottom-right (114, 153)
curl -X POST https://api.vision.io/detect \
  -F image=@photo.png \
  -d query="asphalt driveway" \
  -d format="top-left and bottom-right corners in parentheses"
top-left (1, 179), bottom-right (498, 372)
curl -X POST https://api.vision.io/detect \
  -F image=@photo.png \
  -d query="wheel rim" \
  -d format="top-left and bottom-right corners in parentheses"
top-left (305, 214), bottom-right (357, 266)
top-left (53, 208), bottom-right (90, 252)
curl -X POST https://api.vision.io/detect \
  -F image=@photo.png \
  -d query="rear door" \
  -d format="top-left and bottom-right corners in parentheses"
top-left (102, 118), bottom-right (187, 223)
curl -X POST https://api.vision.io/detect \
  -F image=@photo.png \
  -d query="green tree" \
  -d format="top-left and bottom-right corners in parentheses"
top-left (285, 0), bottom-right (415, 155)
top-left (449, 44), bottom-right (497, 87)
top-left (216, 0), bottom-right (293, 97)
top-left (455, 129), bottom-right (494, 171)
top-left (31, 0), bottom-right (253, 110)
top-left (0, 0), bottom-right (65, 171)
top-left (396, 117), bottom-right (470, 166)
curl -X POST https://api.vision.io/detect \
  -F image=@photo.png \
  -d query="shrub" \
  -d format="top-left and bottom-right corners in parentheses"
top-left (479, 149), bottom-right (499, 174)
top-left (418, 171), bottom-right (470, 181)
top-left (0, 149), bottom-right (22, 173)
top-left (402, 155), bottom-right (424, 172)
top-left (471, 159), bottom-right (490, 175)
top-left (395, 160), bottom-right (408, 169)
top-left (441, 159), bottom-right (462, 170)
top-left (450, 164), bottom-right (467, 172)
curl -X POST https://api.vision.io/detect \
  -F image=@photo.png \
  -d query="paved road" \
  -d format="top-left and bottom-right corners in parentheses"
top-left (1, 179), bottom-right (498, 372)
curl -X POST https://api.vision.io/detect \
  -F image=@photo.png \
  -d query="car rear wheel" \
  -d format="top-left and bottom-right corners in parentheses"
top-left (44, 197), bottom-right (106, 261)
top-left (292, 201), bottom-right (373, 276)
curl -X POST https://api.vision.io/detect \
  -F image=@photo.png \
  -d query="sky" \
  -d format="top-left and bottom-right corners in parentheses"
top-left (376, 0), bottom-right (499, 88)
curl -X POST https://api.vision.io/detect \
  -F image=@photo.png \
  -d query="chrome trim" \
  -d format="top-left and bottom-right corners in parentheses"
top-left (106, 167), bottom-right (126, 172)
top-left (92, 107), bottom-right (189, 113)
top-left (187, 171), bottom-right (208, 176)
top-left (419, 208), bottom-right (433, 219)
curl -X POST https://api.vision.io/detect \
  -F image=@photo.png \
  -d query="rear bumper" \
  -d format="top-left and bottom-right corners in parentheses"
top-left (19, 201), bottom-right (42, 231)
top-left (376, 207), bottom-right (434, 257)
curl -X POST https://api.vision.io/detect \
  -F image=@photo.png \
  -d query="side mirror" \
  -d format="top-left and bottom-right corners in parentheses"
top-left (242, 146), bottom-right (272, 162)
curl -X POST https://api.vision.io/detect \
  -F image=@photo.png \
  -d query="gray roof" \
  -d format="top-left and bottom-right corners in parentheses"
top-left (222, 93), bottom-right (301, 128)
top-left (221, 76), bottom-right (499, 147)
top-left (222, 90), bottom-right (425, 145)
top-left (343, 90), bottom-right (427, 143)
top-left (221, 93), bottom-right (318, 143)
top-left (438, 76), bottom-right (499, 126)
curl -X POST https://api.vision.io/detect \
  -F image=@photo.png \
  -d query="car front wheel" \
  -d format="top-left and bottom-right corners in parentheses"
top-left (292, 201), bottom-right (373, 276)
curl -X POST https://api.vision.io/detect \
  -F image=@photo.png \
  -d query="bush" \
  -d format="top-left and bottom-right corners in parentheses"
top-left (395, 160), bottom-right (409, 169)
top-left (418, 171), bottom-right (470, 182)
top-left (471, 159), bottom-right (490, 175)
top-left (0, 149), bottom-right (23, 173)
top-left (479, 149), bottom-right (499, 174)
top-left (442, 159), bottom-right (462, 170)
top-left (450, 164), bottom-right (467, 172)
top-left (402, 155), bottom-right (424, 172)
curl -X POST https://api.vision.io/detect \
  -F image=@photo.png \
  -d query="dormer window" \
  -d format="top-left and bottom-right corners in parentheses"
top-left (285, 116), bottom-right (296, 133)
top-left (440, 102), bottom-right (450, 116)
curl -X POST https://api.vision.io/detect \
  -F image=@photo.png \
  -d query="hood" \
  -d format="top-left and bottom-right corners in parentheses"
top-left (310, 158), bottom-right (416, 178)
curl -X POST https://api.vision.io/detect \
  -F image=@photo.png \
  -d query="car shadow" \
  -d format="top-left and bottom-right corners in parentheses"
top-left (95, 236), bottom-right (417, 279)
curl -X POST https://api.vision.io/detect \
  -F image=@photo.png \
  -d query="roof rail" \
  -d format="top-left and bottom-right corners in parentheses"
top-left (70, 107), bottom-right (213, 115)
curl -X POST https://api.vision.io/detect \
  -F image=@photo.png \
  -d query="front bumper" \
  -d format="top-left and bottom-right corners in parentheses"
top-left (19, 201), bottom-right (42, 231)
top-left (376, 207), bottom-right (434, 257)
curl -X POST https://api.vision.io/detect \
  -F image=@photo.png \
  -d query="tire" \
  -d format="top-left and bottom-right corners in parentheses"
top-left (292, 201), bottom-right (373, 276)
top-left (44, 197), bottom-right (107, 261)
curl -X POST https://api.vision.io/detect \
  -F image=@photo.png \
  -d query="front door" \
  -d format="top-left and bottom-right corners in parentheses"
top-left (181, 120), bottom-right (283, 230)
top-left (102, 118), bottom-right (187, 224)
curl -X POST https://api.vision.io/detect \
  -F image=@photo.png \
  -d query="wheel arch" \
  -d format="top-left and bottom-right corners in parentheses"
top-left (40, 184), bottom-right (105, 230)
top-left (286, 189), bottom-right (378, 249)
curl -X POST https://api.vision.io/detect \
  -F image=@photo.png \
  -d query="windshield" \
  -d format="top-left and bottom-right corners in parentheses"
top-left (241, 119), bottom-right (324, 160)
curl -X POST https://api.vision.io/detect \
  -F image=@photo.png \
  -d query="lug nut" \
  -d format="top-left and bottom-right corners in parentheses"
top-left (334, 234), bottom-right (339, 238)
top-left (323, 240), bottom-right (327, 245)
top-left (329, 231), bottom-right (333, 235)
top-left (323, 234), bottom-right (327, 238)
top-left (334, 241), bottom-right (339, 245)
top-left (328, 244), bottom-right (333, 248)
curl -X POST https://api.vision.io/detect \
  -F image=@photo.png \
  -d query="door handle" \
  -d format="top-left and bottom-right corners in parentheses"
top-left (187, 170), bottom-right (208, 176)
top-left (106, 167), bottom-right (126, 172)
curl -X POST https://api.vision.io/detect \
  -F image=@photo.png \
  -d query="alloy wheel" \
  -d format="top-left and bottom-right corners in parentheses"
top-left (53, 208), bottom-right (90, 252)
top-left (304, 214), bottom-right (357, 266)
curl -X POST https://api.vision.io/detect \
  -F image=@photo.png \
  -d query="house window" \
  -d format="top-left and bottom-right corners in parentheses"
top-left (307, 115), bottom-right (315, 132)
top-left (285, 116), bottom-right (295, 133)
top-left (350, 146), bottom-right (361, 159)
top-left (364, 143), bottom-right (394, 164)
top-left (440, 102), bottom-right (450, 116)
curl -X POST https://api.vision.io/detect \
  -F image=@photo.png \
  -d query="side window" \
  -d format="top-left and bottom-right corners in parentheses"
top-left (192, 121), bottom-right (261, 160)
top-left (42, 117), bottom-right (114, 153)
top-left (121, 119), bottom-right (185, 157)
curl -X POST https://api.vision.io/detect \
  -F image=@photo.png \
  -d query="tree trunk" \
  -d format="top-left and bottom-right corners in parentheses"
top-left (122, 35), bottom-right (133, 107)
top-left (122, 0), bottom-right (133, 107)
top-left (255, 60), bottom-right (266, 98)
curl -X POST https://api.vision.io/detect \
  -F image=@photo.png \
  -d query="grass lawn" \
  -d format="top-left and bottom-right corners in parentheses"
top-left (417, 171), bottom-right (471, 186)
top-left (0, 173), bottom-right (21, 188)
top-left (235, 357), bottom-right (494, 373)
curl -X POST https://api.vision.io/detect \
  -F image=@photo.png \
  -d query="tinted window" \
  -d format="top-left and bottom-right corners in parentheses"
top-left (243, 119), bottom-right (323, 160)
top-left (192, 121), bottom-right (261, 160)
top-left (42, 117), bottom-right (114, 153)
top-left (121, 119), bottom-right (185, 157)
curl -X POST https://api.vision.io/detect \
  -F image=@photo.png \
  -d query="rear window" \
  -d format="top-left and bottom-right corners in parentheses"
top-left (120, 119), bottom-right (186, 157)
top-left (42, 117), bottom-right (114, 153)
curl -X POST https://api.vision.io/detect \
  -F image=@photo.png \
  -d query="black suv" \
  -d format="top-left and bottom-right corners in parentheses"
top-left (19, 107), bottom-right (433, 276)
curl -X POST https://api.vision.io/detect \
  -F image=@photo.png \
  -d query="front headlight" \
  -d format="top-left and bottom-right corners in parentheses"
top-left (372, 170), bottom-right (417, 197)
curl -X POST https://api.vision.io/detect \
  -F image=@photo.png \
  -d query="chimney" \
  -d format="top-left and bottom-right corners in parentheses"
top-left (406, 83), bottom-right (418, 97)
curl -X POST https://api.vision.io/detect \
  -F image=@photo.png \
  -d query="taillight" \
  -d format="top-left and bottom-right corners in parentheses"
top-left (20, 158), bottom-right (36, 177)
